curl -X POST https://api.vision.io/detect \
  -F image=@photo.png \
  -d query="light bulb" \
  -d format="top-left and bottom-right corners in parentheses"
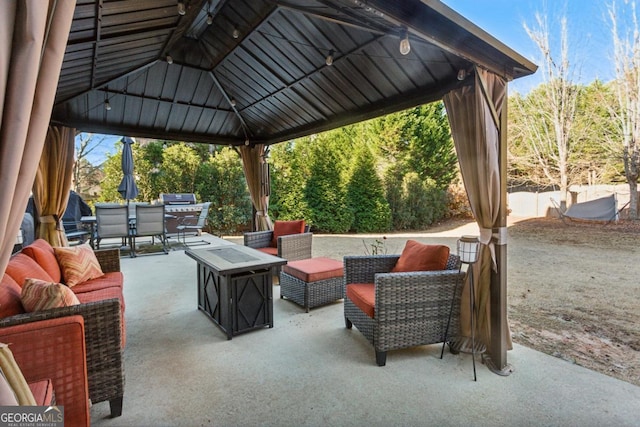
top-left (177, 1), bottom-right (186, 16)
top-left (399, 30), bottom-right (410, 55)
top-left (457, 69), bottom-right (467, 81)
top-left (230, 99), bottom-right (236, 107)
top-left (207, 13), bottom-right (213, 25)
top-left (232, 28), bottom-right (240, 39)
top-left (105, 100), bottom-right (111, 111)
top-left (166, 55), bottom-right (173, 65)
top-left (325, 50), bottom-right (334, 66)
top-left (244, 139), bottom-right (250, 146)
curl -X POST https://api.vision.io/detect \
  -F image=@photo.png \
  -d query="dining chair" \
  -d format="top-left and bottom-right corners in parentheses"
top-left (175, 202), bottom-right (212, 246)
top-left (95, 205), bottom-right (132, 257)
top-left (131, 204), bottom-right (169, 256)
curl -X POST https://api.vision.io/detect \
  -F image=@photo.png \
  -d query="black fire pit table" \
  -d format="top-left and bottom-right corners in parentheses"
top-left (186, 240), bottom-right (287, 339)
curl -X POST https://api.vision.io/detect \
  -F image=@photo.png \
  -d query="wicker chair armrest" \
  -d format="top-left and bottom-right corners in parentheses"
top-left (0, 298), bottom-right (123, 406)
top-left (374, 270), bottom-right (466, 321)
top-left (94, 248), bottom-right (121, 273)
top-left (344, 255), bottom-right (400, 284)
top-left (277, 232), bottom-right (312, 261)
top-left (244, 230), bottom-right (273, 249)
top-left (0, 316), bottom-right (90, 426)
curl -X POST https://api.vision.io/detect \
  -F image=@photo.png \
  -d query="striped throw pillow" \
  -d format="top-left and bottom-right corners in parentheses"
top-left (53, 243), bottom-right (104, 287)
top-left (21, 278), bottom-right (80, 312)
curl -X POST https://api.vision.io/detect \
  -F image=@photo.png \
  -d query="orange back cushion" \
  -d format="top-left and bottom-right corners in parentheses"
top-left (5, 253), bottom-right (54, 285)
top-left (21, 239), bottom-right (62, 283)
top-left (0, 274), bottom-right (26, 317)
top-left (270, 220), bottom-right (305, 247)
top-left (391, 240), bottom-right (450, 273)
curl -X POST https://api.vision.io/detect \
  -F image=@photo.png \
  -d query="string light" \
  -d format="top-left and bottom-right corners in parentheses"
top-left (177, 1), bottom-right (186, 16)
top-left (399, 29), bottom-right (410, 55)
top-left (457, 69), bottom-right (467, 81)
top-left (232, 27), bottom-right (240, 39)
top-left (325, 50), bottom-right (334, 66)
top-left (207, 13), bottom-right (213, 25)
top-left (166, 55), bottom-right (173, 65)
top-left (105, 100), bottom-right (111, 111)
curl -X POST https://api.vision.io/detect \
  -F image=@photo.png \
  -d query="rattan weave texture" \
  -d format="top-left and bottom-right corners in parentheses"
top-left (244, 230), bottom-right (312, 274)
top-left (343, 253), bottom-right (465, 366)
top-left (280, 272), bottom-right (344, 312)
top-left (0, 248), bottom-right (125, 416)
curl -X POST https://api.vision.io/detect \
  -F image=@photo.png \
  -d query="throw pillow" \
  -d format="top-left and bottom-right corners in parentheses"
top-left (270, 220), bottom-right (306, 247)
top-left (21, 278), bottom-right (80, 312)
top-left (391, 240), bottom-right (450, 273)
top-left (53, 243), bottom-right (104, 287)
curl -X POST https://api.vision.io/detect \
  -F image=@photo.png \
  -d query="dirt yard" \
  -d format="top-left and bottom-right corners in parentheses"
top-left (300, 217), bottom-right (640, 387)
top-left (507, 217), bottom-right (639, 387)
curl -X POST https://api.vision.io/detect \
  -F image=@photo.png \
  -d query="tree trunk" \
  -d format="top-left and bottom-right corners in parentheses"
top-left (629, 180), bottom-right (638, 219)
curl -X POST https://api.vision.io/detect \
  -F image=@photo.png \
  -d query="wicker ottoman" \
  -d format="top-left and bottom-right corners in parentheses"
top-left (280, 257), bottom-right (344, 312)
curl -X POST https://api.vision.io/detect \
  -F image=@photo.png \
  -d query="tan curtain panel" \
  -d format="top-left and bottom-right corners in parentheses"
top-left (239, 144), bottom-right (273, 231)
top-left (33, 125), bottom-right (75, 246)
top-left (443, 67), bottom-right (511, 350)
top-left (0, 1), bottom-right (76, 277)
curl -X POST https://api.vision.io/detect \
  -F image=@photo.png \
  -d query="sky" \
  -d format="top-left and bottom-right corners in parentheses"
top-left (441, 0), bottom-right (616, 93)
top-left (84, 0), bottom-right (620, 163)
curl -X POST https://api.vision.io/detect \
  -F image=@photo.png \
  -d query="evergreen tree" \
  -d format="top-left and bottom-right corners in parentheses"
top-left (304, 138), bottom-right (353, 233)
top-left (346, 144), bottom-right (391, 232)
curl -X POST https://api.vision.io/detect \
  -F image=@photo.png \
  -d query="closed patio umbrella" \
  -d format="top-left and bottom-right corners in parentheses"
top-left (117, 136), bottom-right (139, 203)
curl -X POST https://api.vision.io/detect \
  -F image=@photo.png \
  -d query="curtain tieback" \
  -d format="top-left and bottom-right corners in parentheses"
top-left (39, 215), bottom-right (62, 230)
top-left (479, 227), bottom-right (497, 271)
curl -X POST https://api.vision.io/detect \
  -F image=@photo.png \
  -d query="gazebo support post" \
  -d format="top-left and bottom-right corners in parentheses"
top-left (486, 84), bottom-right (513, 376)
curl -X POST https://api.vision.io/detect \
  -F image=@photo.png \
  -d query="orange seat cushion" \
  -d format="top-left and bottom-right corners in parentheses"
top-left (391, 240), bottom-right (450, 273)
top-left (70, 272), bottom-right (124, 294)
top-left (5, 253), bottom-right (54, 285)
top-left (282, 257), bottom-right (343, 282)
top-left (257, 247), bottom-right (278, 256)
top-left (346, 283), bottom-right (375, 319)
top-left (21, 239), bottom-right (61, 283)
top-left (271, 220), bottom-right (305, 247)
top-left (28, 379), bottom-right (54, 406)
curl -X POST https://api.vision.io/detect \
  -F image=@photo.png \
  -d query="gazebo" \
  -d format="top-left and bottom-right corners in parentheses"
top-left (0, 0), bottom-right (536, 375)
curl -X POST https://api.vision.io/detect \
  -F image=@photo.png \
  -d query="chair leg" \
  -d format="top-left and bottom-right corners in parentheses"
top-left (375, 350), bottom-right (387, 366)
top-left (345, 317), bottom-right (352, 329)
top-left (109, 395), bottom-right (123, 417)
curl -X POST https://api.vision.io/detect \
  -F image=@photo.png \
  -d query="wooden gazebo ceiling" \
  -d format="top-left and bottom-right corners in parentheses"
top-left (52, 0), bottom-right (537, 146)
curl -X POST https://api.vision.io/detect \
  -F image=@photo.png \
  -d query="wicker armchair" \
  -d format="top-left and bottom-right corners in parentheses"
top-left (344, 253), bottom-right (465, 366)
top-left (0, 316), bottom-right (90, 426)
top-left (0, 249), bottom-right (125, 417)
top-left (244, 226), bottom-right (312, 274)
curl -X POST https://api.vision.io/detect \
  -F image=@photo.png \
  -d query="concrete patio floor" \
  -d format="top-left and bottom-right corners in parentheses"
top-left (89, 229), bottom-right (640, 426)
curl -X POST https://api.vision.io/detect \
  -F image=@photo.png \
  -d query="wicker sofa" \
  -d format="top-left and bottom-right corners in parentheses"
top-left (0, 239), bottom-right (125, 417)
top-left (344, 253), bottom-right (465, 366)
top-left (0, 316), bottom-right (91, 426)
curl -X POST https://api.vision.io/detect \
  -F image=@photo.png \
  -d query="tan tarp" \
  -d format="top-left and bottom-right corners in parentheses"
top-left (0, 0), bottom-right (76, 277)
top-left (239, 144), bottom-right (273, 231)
top-left (32, 125), bottom-right (75, 247)
top-left (443, 67), bottom-right (512, 353)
